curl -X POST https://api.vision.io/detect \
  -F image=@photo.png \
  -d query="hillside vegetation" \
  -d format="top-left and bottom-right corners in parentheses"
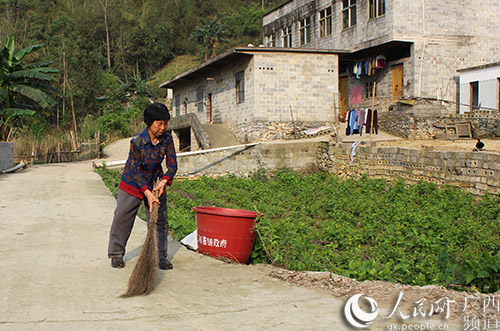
top-left (1, 0), bottom-right (287, 155)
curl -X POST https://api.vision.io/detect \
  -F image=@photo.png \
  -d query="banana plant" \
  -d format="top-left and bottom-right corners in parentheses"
top-left (0, 37), bottom-right (61, 141)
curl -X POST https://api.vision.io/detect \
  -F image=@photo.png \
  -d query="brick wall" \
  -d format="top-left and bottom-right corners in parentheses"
top-left (171, 50), bottom-right (339, 130)
top-left (318, 141), bottom-right (500, 195)
top-left (0, 142), bottom-right (13, 172)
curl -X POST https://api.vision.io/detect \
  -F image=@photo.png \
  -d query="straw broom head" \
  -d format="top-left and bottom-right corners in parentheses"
top-left (120, 186), bottom-right (160, 298)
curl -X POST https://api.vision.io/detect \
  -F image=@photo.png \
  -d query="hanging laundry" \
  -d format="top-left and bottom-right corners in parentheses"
top-left (365, 109), bottom-right (379, 134)
top-left (358, 108), bottom-right (366, 136)
top-left (350, 86), bottom-right (362, 105)
top-left (375, 55), bottom-right (387, 68)
top-left (345, 109), bottom-right (352, 135)
top-left (365, 108), bottom-right (372, 134)
top-left (349, 109), bottom-right (359, 136)
top-left (372, 109), bottom-right (378, 134)
top-left (355, 62), bottom-right (362, 79)
top-left (349, 141), bottom-right (361, 167)
top-left (363, 61), bottom-right (370, 76)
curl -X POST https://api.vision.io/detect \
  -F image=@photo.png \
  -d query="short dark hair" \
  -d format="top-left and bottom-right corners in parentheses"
top-left (144, 103), bottom-right (171, 127)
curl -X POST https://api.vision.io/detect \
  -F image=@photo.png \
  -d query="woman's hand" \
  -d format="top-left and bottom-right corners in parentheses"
top-left (153, 179), bottom-right (168, 196)
top-left (144, 189), bottom-right (159, 213)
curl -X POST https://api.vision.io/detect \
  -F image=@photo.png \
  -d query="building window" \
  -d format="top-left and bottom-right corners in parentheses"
top-left (235, 71), bottom-right (245, 104)
top-left (319, 7), bottom-right (333, 38)
top-left (299, 17), bottom-right (311, 45)
top-left (174, 95), bottom-right (180, 117)
top-left (265, 33), bottom-right (275, 47)
top-left (365, 81), bottom-right (376, 99)
top-left (470, 81), bottom-right (479, 111)
top-left (342, 0), bottom-right (357, 29)
top-left (282, 26), bottom-right (292, 47)
top-left (369, 0), bottom-right (386, 19)
top-left (196, 86), bottom-right (204, 112)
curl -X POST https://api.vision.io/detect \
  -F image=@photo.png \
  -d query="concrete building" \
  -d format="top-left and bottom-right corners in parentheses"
top-left (457, 62), bottom-right (500, 114)
top-left (160, 47), bottom-right (344, 147)
top-left (263, 0), bottom-right (500, 117)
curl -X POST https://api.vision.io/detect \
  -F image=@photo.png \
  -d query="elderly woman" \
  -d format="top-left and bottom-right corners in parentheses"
top-left (108, 102), bottom-right (177, 270)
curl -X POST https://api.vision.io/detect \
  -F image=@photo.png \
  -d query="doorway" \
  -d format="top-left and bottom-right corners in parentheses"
top-left (175, 127), bottom-right (192, 152)
top-left (470, 81), bottom-right (479, 111)
top-left (339, 77), bottom-right (349, 122)
top-left (392, 64), bottom-right (404, 102)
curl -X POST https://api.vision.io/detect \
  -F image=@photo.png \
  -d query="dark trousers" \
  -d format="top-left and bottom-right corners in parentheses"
top-left (108, 189), bottom-right (168, 260)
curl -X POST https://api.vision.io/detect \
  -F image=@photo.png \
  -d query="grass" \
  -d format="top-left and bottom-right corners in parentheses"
top-left (150, 55), bottom-right (202, 86)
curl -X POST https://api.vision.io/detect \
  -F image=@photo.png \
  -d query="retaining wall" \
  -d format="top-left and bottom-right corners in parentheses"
top-left (177, 141), bottom-right (320, 177)
top-left (318, 141), bottom-right (500, 195)
top-left (0, 142), bottom-right (13, 172)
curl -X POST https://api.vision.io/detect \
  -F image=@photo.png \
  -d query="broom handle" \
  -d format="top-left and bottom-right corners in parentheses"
top-left (150, 180), bottom-right (161, 227)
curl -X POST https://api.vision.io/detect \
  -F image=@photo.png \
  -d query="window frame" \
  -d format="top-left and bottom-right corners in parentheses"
top-left (196, 86), bottom-right (204, 112)
top-left (235, 71), bottom-right (245, 104)
top-left (299, 17), bottom-right (311, 45)
top-left (342, 0), bottom-right (357, 30)
top-left (174, 95), bottom-right (181, 117)
top-left (369, 0), bottom-right (386, 19)
top-left (319, 6), bottom-right (333, 38)
top-left (365, 81), bottom-right (376, 99)
top-left (281, 26), bottom-right (292, 47)
top-left (265, 33), bottom-right (275, 47)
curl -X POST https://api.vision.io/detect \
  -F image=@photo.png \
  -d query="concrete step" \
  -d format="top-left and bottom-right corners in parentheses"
top-left (201, 123), bottom-right (240, 148)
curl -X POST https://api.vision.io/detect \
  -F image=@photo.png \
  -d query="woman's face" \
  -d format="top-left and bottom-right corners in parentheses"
top-left (148, 120), bottom-right (168, 139)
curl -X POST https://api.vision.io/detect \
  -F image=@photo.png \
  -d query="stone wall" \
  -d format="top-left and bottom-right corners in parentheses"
top-left (0, 142), bottom-right (13, 172)
top-left (177, 140), bottom-right (321, 177)
top-left (318, 141), bottom-right (500, 195)
top-left (379, 107), bottom-right (500, 140)
top-left (230, 121), bottom-right (333, 143)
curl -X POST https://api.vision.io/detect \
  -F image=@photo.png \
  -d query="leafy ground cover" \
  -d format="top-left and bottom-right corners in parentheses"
top-left (96, 167), bottom-right (500, 293)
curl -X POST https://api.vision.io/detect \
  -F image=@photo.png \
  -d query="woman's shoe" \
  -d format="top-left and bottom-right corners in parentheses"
top-left (111, 257), bottom-right (125, 268)
top-left (159, 258), bottom-right (173, 270)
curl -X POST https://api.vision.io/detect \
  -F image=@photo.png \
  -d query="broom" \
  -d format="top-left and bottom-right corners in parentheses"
top-left (121, 183), bottom-right (160, 298)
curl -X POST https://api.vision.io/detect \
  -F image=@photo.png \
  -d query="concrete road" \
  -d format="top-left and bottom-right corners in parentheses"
top-left (0, 144), bottom-right (349, 330)
top-left (0, 138), bottom-right (462, 331)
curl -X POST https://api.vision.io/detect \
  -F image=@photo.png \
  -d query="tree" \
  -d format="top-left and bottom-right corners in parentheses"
top-left (0, 36), bottom-right (60, 141)
top-left (190, 16), bottom-right (229, 61)
top-left (119, 70), bottom-right (156, 99)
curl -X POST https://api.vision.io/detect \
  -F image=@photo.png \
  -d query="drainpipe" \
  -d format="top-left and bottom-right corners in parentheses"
top-left (418, 0), bottom-right (426, 97)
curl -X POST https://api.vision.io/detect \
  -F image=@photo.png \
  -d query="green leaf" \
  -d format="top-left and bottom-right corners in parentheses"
top-left (7, 69), bottom-right (55, 82)
top-left (0, 107), bottom-right (36, 118)
top-left (23, 61), bottom-right (55, 70)
top-left (466, 273), bottom-right (476, 284)
top-left (11, 85), bottom-right (57, 108)
top-left (477, 270), bottom-right (490, 278)
top-left (14, 44), bottom-right (43, 62)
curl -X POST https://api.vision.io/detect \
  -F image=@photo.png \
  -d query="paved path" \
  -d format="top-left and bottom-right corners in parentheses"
top-left (0, 142), bottom-right (349, 331)
top-left (0, 136), bottom-right (463, 331)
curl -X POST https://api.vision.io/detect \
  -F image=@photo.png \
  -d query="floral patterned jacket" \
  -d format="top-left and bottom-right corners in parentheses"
top-left (119, 128), bottom-right (177, 199)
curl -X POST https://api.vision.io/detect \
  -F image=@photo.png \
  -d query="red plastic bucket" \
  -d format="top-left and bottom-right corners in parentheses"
top-left (193, 206), bottom-right (262, 263)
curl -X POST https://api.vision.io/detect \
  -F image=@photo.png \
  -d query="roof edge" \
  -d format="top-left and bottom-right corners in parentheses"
top-left (457, 61), bottom-right (500, 73)
top-left (159, 47), bottom-right (347, 88)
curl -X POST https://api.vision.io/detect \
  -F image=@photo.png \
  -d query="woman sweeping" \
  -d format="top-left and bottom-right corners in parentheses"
top-left (108, 102), bottom-right (177, 270)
